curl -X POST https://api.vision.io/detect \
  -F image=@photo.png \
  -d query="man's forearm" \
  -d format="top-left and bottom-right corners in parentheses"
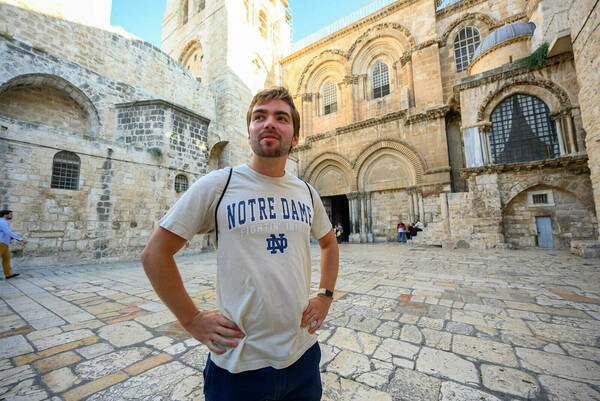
top-left (142, 251), bottom-right (199, 328)
top-left (318, 231), bottom-right (339, 292)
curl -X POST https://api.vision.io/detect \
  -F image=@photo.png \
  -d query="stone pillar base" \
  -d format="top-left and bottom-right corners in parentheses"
top-left (571, 240), bottom-right (600, 258)
top-left (367, 233), bottom-right (373, 243)
top-left (349, 233), bottom-right (361, 243)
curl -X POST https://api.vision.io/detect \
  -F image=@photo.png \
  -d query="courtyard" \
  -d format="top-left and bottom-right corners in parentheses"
top-left (0, 243), bottom-right (599, 400)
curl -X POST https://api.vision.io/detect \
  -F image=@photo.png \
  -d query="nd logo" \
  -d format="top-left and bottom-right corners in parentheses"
top-left (266, 233), bottom-right (288, 254)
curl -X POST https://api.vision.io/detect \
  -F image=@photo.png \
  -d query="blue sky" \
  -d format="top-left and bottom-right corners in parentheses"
top-left (110, 0), bottom-right (375, 48)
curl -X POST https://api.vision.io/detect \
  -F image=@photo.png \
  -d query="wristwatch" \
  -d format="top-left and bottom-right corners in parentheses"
top-left (318, 288), bottom-right (334, 298)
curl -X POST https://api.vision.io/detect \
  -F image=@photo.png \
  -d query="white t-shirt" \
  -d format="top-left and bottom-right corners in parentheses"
top-left (159, 165), bottom-right (332, 373)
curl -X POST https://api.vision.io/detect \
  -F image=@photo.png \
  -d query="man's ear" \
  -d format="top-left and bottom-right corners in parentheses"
top-left (291, 135), bottom-right (299, 148)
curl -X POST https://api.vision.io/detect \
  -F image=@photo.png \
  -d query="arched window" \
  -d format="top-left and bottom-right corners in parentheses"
top-left (322, 81), bottom-right (337, 115)
top-left (488, 94), bottom-right (559, 164)
top-left (51, 151), bottom-right (80, 190)
top-left (259, 10), bottom-right (268, 39)
top-left (175, 174), bottom-right (189, 193)
top-left (182, 0), bottom-right (189, 24)
top-left (372, 61), bottom-right (390, 99)
top-left (454, 26), bottom-right (480, 72)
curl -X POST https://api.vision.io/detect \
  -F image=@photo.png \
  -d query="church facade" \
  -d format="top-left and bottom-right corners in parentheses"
top-left (0, 0), bottom-right (598, 266)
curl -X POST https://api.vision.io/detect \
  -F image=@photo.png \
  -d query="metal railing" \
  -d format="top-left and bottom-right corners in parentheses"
top-left (291, 0), bottom-right (397, 52)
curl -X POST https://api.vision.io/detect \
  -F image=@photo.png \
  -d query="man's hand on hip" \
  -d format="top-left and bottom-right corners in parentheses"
top-left (301, 295), bottom-right (332, 334)
top-left (184, 310), bottom-right (245, 354)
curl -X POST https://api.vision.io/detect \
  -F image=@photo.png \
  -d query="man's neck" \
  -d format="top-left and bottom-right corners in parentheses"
top-left (248, 155), bottom-right (287, 177)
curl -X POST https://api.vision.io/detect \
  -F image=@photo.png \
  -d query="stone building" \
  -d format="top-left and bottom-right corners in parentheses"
top-left (0, 0), bottom-right (287, 265)
top-left (280, 0), bottom-right (599, 251)
top-left (1, 0), bottom-right (599, 267)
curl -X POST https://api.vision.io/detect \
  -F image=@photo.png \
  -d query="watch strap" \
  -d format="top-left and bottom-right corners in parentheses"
top-left (318, 288), bottom-right (334, 298)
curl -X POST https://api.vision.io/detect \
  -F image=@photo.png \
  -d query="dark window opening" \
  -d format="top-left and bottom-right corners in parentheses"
top-left (51, 151), bottom-right (80, 190)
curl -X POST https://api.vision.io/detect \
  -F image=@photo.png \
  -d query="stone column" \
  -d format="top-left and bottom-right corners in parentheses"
top-left (418, 192), bottom-right (425, 222)
top-left (411, 191), bottom-right (419, 224)
top-left (440, 193), bottom-right (451, 246)
top-left (301, 93), bottom-right (313, 140)
top-left (479, 123), bottom-right (492, 164)
top-left (366, 192), bottom-right (373, 242)
top-left (551, 113), bottom-right (566, 155)
top-left (408, 189), bottom-right (415, 223)
top-left (360, 192), bottom-right (367, 243)
top-left (343, 75), bottom-right (359, 123)
top-left (347, 192), bottom-right (361, 243)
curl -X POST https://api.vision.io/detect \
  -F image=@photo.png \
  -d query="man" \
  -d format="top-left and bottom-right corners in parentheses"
top-left (397, 221), bottom-right (406, 243)
top-left (142, 87), bottom-right (339, 401)
top-left (0, 210), bottom-right (28, 279)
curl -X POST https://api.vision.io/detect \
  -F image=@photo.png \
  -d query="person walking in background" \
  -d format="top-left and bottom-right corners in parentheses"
top-left (0, 210), bottom-right (27, 279)
top-left (397, 221), bottom-right (406, 243)
top-left (335, 223), bottom-right (343, 244)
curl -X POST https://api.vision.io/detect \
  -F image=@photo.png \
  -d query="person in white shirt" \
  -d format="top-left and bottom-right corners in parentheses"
top-left (0, 210), bottom-right (28, 279)
top-left (142, 87), bottom-right (339, 401)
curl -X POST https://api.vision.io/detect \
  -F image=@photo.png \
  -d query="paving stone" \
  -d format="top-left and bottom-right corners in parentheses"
top-left (145, 335), bottom-right (175, 350)
top-left (42, 366), bottom-right (81, 393)
top-left (527, 321), bottom-right (598, 345)
top-left (0, 335), bottom-right (33, 359)
top-left (322, 372), bottom-right (392, 401)
top-left (388, 367), bottom-right (441, 401)
top-left (418, 317), bottom-right (444, 330)
top-left (440, 381), bottom-right (502, 401)
top-left (452, 334), bottom-right (518, 366)
top-left (0, 378), bottom-right (47, 401)
top-left (327, 350), bottom-right (371, 378)
top-left (539, 374), bottom-right (600, 401)
top-left (74, 346), bottom-right (152, 380)
top-left (421, 328), bottom-right (452, 351)
top-left (400, 324), bottom-right (423, 344)
top-left (86, 361), bottom-right (201, 401)
top-left (26, 327), bottom-right (62, 341)
top-left (164, 342), bottom-right (186, 355)
top-left (445, 321), bottom-right (474, 335)
top-left (416, 347), bottom-right (479, 385)
top-left (481, 364), bottom-right (540, 398)
top-left (561, 342), bottom-right (600, 361)
top-left (124, 352), bottom-right (172, 375)
top-left (543, 343), bottom-right (565, 354)
top-left (328, 327), bottom-right (380, 355)
top-left (375, 321), bottom-right (401, 339)
top-left (97, 321), bottom-right (152, 347)
top-left (76, 342), bottom-right (114, 359)
top-left (63, 371), bottom-right (129, 401)
top-left (346, 314), bottom-right (381, 333)
top-left (500, 332), bottom-right (548, 348)
top-left (373, 338), bottom-right (420, 362)
top-left (0, 365), bottom-right (36, 387)
top-left (516, 348), bottom-right (600, 385)
top-left (29, 329), bottom-right (94, 351)
top-left (134, 310), bottom-right (178, 328)
top-left (180, 345), bottom-right (210, 369)
top-left (33, 351), bottom-right (82, 372)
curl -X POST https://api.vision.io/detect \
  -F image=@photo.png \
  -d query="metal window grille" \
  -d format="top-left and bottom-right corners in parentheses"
top-left (322, 82), bottom-right (337, 115)
top-left (532, 194), bottom-right (548, 204)
top-left (489, 94), bottom-right (559, 165)
top-left (259, 10), bottom-right (268, 39)
top-left (51, 151), bottom-right (80, 190)
top-left (453, 26), bottom-right (480, 73)
top-left (175, 174), bottom-right (189, 193)
top-left (372, 61), bottom-right (390, 99)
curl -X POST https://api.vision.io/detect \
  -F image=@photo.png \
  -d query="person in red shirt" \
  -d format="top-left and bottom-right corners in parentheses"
top-left (397, 222), bottom-right (406, 243)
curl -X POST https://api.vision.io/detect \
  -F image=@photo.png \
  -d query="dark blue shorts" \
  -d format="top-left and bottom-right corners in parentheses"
top-left (203, 342), bottom-right (322, 401)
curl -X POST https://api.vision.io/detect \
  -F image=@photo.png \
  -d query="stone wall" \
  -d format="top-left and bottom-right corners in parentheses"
top-left (569, 0), bottom-right (600, 237)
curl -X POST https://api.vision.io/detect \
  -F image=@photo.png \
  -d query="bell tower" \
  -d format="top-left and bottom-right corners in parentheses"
top-left (162, 0), bottom-right (292, 131)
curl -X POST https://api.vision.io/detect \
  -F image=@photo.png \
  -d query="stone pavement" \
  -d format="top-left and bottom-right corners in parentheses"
top-left (1, 244), bottom-right (599, 401)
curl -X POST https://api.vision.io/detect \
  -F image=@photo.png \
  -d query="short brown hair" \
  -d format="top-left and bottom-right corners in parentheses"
top-left (246, 87), bottom-right (300, 138)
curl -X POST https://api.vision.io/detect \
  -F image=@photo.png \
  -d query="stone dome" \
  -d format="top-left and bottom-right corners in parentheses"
top-left (472, 21), bottom-right (536, 60)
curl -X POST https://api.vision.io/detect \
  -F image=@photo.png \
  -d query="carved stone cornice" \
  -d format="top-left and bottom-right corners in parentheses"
top-left (336, 110), bottom-right (408, 135)
top-left (399, 51), bottom-right (412, 66)
top-left (281, 0), bottom-right (419, 63)
top-left (457, 53), bottom-right (575, 91)
top-left (436, 0), bottom-right (487, 18)
top-left (342, 74), bottom-right (360, 85)
top-left (405, 106), bottom-right (449, 125)
top-left (301, 93), bottom-right (314, 102)
top-left (290, 143), bottom-right (311, 153)
top-left (460, 155), bottom-right (590, 178)
top-left (413, 38), bottom-right (442, 52)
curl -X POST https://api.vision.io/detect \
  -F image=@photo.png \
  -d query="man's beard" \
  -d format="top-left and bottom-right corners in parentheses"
top-left (250, 132), bottom-right (292, 158)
